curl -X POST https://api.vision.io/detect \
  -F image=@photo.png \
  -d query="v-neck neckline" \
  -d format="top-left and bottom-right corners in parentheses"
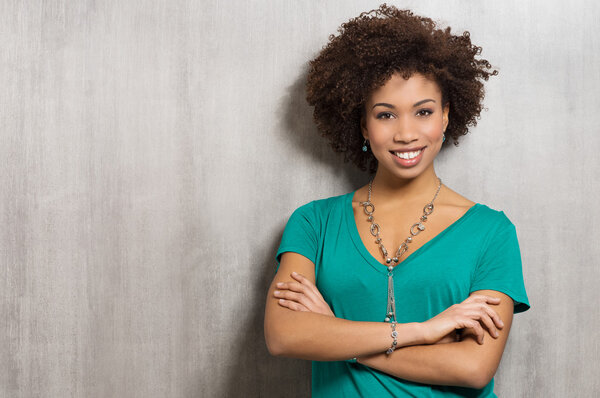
top-left (345, 191), bottom-right (481, 275)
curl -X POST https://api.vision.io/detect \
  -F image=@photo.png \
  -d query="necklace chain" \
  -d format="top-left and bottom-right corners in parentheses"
top-left (359, 178), bottom-right (442, 322)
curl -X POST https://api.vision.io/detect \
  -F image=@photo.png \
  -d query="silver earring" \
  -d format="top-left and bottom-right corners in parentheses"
top-left (442, 134), bottom-right (446, 143)
top-left (362, 139), bottom-right (368, 152)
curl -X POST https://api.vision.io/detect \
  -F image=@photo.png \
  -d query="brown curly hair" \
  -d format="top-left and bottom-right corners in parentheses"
top-left (306, 4), bottom-right (498, 173)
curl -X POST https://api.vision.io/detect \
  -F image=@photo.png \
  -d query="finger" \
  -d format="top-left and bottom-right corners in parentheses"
top-left (290, 273), bottom-right (327, 303)
top-left (484, 306), bottom-right (504, 329)
top-left (277, 298), bottom-right (309, 312)
top-left (484, 296), bottom-right (501, 305)
top-left (277, 281), bottom-right (321, 305)
top-left (273, 290), bottom-right (312, 309)
top-left (466, 303), bottom-right (504, 331)
top-left (475, 306), bottom-right (499, 338)
top-left (461, 304), bottom-right (499, 338)
top-left (466, 295), bottom-right (500, 306)
top-left (471, 321), bottom-right (484, 345)
top-left (277, 281), bottom-right (306, 293)
top-left (467, 295), bottom-right (501, 304)
top-left (458, 327), bottom-right (476, 340)
top-left (464, 319), bottom-right (485, 345)
top-left (291, 271), bottom-right (309, 283)
top-left (291, 272), bottom-right (325, 300)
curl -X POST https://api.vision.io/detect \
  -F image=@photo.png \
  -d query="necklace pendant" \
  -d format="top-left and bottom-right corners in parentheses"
top-left (410, 223), bottom-right (423, 236)
top-left (423, 203), bottom-right (434, 215)
top-left (379, 245), bottom-right (388, 258)
top-left (362, 178), bottom-right (442, 326)
top-left (362, 202), bottom-right (375, 215)
top-left (370, 223), bottom-right (381, 237)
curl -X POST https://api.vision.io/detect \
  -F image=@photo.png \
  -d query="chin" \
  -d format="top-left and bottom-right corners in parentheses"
top-left (381, 166), bottom-right (427, 181)
top-left (384, 159), bottom-right (434, 181)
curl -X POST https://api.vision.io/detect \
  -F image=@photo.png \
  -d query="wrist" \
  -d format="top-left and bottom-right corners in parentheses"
top-left (388, 322), bottom-right (428, 348)
top-left (385, 321), bottom-right (398, 354)
top-left (414, 322), bottom-right (431, 345)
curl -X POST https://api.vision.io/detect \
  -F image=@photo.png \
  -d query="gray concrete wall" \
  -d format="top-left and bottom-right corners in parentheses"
top-left (1, 0), bottom-right (598, 397)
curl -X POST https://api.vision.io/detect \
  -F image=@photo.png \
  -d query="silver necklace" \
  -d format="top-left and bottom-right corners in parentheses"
top-left (360, 178), bottom-right (442, 323)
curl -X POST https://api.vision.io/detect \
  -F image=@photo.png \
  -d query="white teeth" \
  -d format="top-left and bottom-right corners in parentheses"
top-left (395, 149), bottom-right (422, 159)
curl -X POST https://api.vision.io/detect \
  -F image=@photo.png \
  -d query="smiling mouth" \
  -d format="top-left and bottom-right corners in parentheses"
top-left (390, 148), bottom-right (425, 160)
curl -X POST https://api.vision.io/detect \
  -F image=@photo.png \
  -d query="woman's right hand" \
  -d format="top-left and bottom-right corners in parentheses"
top-left (421, 294), bottom-right (504, 345)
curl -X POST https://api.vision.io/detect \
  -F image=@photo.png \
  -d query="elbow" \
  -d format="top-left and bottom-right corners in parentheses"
top-left (264, 334), bottom-right (285, 357)
top-left (463, 360), bottom-right (496, 390)
top-left (265, 324), bottom-right (305, 358)
top-left (265, 334), bottom-right (298, 358)
top-left (264, 323), bottom-right (291, 357)
top-left (467, 373), bottom-right (493, 390)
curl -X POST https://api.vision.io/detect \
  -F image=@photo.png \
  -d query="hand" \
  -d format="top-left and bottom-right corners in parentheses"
top-left (421, 295), bottom-right (504, 345)
top-left (435, 330), bottom-right (460, 344)
top-left (273, 272), bottom-right (335, 317)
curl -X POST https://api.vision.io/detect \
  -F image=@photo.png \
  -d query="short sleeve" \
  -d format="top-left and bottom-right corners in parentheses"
top-left (274, 203), bottom-right (319, 273)
top-left (471, 216), bottom-right (530, 313)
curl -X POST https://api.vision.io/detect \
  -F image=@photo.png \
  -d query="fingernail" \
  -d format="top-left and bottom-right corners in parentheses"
top-left (276, 282), bottom-right (283, 287)
top-left (292, 271), bottom-right (297, 276)
top-left (499, 320), bottom-right (504, 327)
top-left (495, 331), bottom-right (499, 337)
top-left (279, 299), bottom-right (285, 303)
top-left (274, 290), bottom-right (280, 295)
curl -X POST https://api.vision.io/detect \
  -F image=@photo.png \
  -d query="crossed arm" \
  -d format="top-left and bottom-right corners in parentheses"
top-left (264, 252), bottom-right (514, 389)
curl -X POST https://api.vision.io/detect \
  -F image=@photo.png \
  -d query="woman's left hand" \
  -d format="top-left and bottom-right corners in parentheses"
top-left (273, 272), bottom-right (335, 317)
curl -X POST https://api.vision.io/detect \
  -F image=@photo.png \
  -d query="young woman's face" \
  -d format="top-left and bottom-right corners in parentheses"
top-left (361, 72), bottom-right (449, 180)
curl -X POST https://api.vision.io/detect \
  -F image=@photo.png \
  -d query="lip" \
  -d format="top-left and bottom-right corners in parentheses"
top-left (390, 146), bottom-right (425, 167)
top-left (389, 146), bottom-right (426, 153)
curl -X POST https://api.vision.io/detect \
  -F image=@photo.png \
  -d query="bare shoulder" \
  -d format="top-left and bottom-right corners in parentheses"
top-left (351, 184), bottom-right (369, 208)
top-left (439, 185), bottom-right (477, 217)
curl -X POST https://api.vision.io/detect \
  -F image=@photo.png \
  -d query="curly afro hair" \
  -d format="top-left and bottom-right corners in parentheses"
top-left (306, 4), bottom-right (498, 174)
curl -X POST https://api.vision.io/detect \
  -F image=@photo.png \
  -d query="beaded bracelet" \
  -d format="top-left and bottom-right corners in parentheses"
top-left (386, 321), bottom-right (398, 355)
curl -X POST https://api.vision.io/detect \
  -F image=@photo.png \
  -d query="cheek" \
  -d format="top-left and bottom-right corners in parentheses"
top-left (365, 122), bottom-right (390, 144)
top-left (423, 120), bottom-right (444, 137)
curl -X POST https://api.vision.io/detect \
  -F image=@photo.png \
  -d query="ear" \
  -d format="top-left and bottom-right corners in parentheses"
top-left (360, 114), bottom-right (369, 140)
top-left (442, 102), bottom-right (450, 132)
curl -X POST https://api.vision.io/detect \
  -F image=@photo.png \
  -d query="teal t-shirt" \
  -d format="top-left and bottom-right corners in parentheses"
top-left (275, 192), bottom-right (530, 398)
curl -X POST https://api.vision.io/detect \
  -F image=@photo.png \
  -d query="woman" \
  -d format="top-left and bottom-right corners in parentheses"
top-left (264, 5), bottom-right (530, 397)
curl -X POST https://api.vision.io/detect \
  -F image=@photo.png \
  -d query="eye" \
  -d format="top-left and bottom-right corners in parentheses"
top-left (376, 112), bottom-right (395, 120)
top-left (416, 109), bottom-right (433, 117)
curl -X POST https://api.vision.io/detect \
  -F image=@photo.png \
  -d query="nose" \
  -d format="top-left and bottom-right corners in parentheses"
top-left (393, 117), bottom-right (419, 143)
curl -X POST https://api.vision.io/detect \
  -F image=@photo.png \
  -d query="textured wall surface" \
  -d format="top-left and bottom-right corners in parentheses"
top-left (1, 0), bottom-right (599, 397)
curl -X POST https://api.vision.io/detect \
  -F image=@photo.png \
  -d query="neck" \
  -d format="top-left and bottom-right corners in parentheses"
top-left (370, 164), bottom-right (441, 206)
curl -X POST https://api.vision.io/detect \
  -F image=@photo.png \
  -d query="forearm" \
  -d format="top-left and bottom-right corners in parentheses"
top-left (357, 338), bottom-right (493, 389)
top-left (357, 291), bottom-right (514, 389)
top-left (264, 309), bottom-right (424, 361)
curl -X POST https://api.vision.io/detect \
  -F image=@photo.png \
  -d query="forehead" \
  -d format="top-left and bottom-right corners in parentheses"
top-left (368, 72), bottom-right (442, 103)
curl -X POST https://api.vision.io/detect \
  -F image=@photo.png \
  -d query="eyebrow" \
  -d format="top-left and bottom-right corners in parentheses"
top-left (372, 99), bottom-right (436, 109)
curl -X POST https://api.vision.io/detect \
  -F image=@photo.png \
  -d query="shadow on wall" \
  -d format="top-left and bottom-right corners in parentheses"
top-left (218, 231), bottom-right (312, 398)
top-left (217, 71), bottom-right (368, 397)
top-left (279, 67), bottom-right (370, 189)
